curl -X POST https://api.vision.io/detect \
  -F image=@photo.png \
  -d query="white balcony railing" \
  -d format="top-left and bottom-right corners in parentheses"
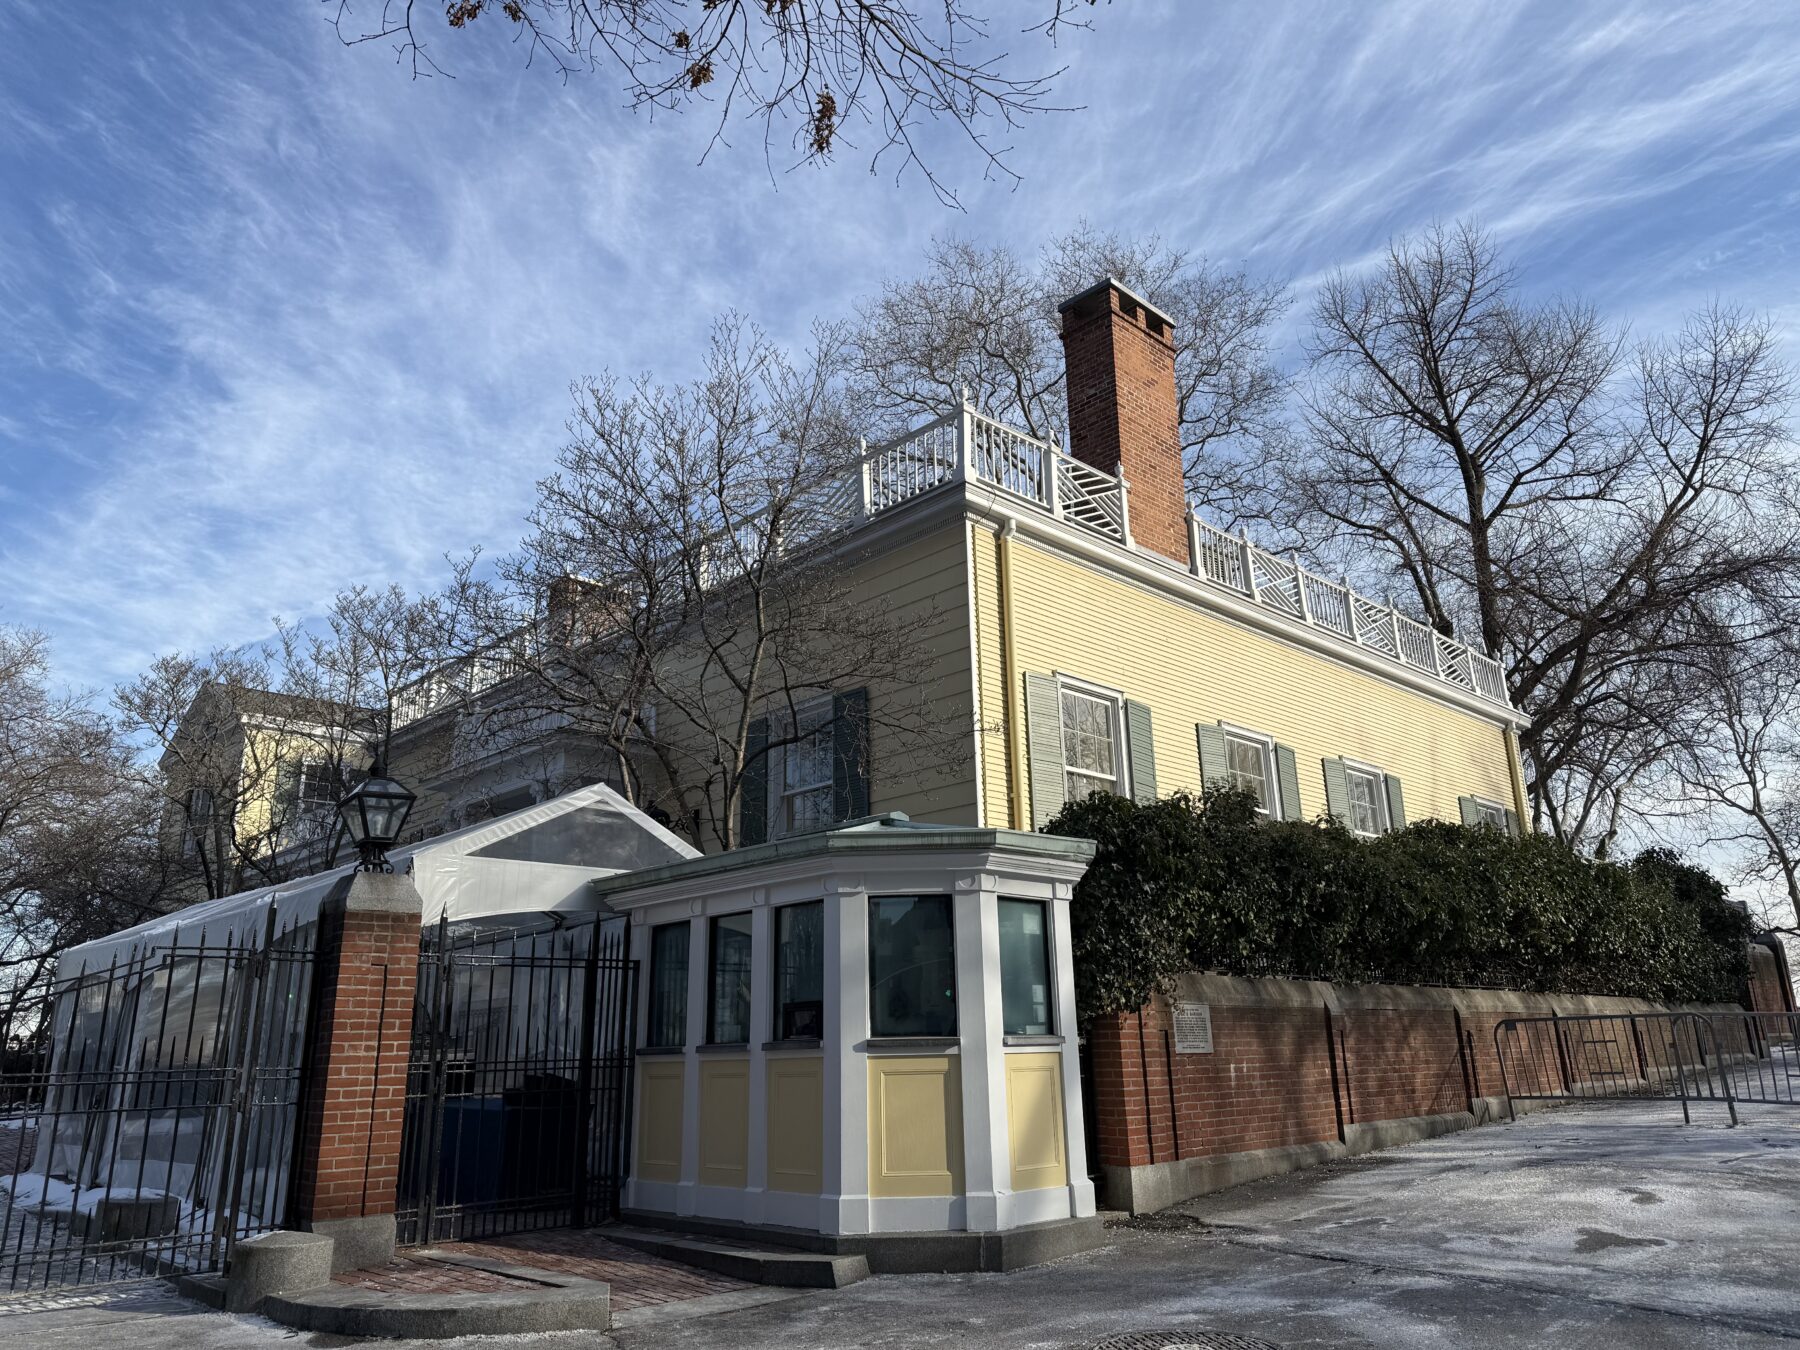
top-left (394, 401), bottom-right (1514, 728)
top-left (865, 403), bottom-right (1513, 709)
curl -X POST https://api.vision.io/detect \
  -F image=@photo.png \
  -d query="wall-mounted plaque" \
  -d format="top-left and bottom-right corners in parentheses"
top-left (1173, 1001), bottom-right (1214, 1054)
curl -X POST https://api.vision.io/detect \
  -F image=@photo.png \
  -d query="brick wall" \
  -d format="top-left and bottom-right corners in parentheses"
top-left (1087, 971), bottom-right (1752, 1210)
top-left (293, 880), bottom-right (420, 1225)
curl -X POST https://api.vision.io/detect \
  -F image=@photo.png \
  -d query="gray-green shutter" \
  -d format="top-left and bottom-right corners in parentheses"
top-left (1504, 807), bottom-right (1521, 838)
top-left (1321, 757), bottom-right (1349, 824)
top-left (1024, 673), bottom-right (1065, 829)
top-left (1384, 774), bottom-right (1407, 830)
top-left (739, 716), bottom-right (770, 846)
top-left (1275, 744), bottom-right (1302, 821)
top-left (1458, 795), bottom-right (1480, 827)
top-left (831, 687), bottom-right (871, 821)
top-left (1196, 723), bottom-right (1229, 788)
top-left (1125, 700), bottom-right (1156, 804)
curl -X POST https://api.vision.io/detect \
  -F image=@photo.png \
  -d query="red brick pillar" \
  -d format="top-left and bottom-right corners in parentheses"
top-left (292, 870), bottom-right (421, 1270)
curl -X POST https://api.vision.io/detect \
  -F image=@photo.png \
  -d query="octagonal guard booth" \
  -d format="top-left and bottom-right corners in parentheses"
top-left (593, 813), bottom-right (1101, 1272)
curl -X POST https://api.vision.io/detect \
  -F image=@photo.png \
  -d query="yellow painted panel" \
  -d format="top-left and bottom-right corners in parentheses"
top-left (765, 1056), bottom-right (825, 1195)
top-left (1005, 1052), bottom-right (1068, 1192)
top-left (867, 1056), bottom-right (964, 1198)
top-left (989, 536), bottom-right (1519, 827)
top-left (637, 1060), bottom-right (685, 1183)
top-left (698, 1057), bottom-right (750, 1189)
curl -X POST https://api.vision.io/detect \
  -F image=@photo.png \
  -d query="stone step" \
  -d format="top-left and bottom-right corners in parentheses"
top-left (601, 1224), bottom-right (869, 1289)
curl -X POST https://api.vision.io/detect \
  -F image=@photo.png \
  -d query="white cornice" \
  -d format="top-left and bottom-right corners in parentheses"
top-left (939, 481), bottom-right (1528, 730)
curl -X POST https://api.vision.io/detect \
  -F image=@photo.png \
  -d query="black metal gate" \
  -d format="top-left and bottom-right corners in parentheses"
top-left (1496, 1009), bottom-right (1800, 1125)
top-left (395, 913), bottom-right (636, 1247)
top-left (0, 910), bottom-right (316, 1292)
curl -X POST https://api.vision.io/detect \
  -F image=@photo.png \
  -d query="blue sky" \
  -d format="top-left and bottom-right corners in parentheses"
top-left (4, 0), bottom-right (1800, 696)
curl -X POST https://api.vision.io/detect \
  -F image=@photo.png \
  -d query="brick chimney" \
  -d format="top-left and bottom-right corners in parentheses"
top-left (1058, 277), bottom-right (1190, 567)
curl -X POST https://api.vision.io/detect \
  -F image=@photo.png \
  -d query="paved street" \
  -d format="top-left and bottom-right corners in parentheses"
top-left (1, 1101), bottom-right (1795, 1349)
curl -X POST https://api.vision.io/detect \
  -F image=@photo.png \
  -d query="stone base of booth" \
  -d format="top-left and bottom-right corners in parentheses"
top-left (620, 1209), bottom-right (1104, 1274)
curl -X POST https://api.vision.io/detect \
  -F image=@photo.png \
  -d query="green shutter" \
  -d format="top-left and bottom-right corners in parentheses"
top-left (1383, 774), bottom-right (1407, 830)
top-left (1196, 723), bottom-right (1228, 788)
top-left (1275, 744), bottom-right (1302, 821)
top-left (832, 688), bottom-right (871, 821)
top-left (1458, 795), bottom-right (1480, 827)
top-left (739, 716), bottom-right (770, 846)
top-left (1125, 700), bottom-right (1156, 804)
top-left (1321, 757), bottom-right (1349, 824)
top-left (1504, 807), bottom-right (1521, 838)
top-left (1024, 673), bottom-right (1065, 829)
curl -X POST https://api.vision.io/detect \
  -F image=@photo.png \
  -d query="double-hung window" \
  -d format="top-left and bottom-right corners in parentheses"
top-left (1060, 681), bottom-right (1125, 803)
top-left (183, 787), bottom-right (214, 858)
top-left (1223, 727), bottom-right (1279, 817)
top-left (1471, 798), bottom-right (1509, 831)
top-left (1343, 761), bottom-right (1389, 837)
top-left (775, 700), bottom-right (834, 837)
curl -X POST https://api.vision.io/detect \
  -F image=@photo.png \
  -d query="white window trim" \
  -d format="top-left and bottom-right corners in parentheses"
top-left (767, 694), bottom-right (835, 840)
top-left (1220, 722), bottom-right (1280, 818)
top-left (1055, 674), bottom-right (1131, 802)
top-left (1341, 758), bottom-right (1390, 837)
top-left (1470, 795), bottom-right (1510, 830)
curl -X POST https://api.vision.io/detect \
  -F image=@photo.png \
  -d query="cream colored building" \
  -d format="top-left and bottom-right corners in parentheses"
top-left (387, 277), bottom-right (1525, 855)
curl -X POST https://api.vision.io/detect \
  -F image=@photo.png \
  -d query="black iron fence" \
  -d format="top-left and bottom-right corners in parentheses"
top-left (395, 913), bottom-right (636, 1247)
top-left (1495, 1010), bottom-right (1800, 1126)
top-left (0, 909), bottom-right (316, 1292)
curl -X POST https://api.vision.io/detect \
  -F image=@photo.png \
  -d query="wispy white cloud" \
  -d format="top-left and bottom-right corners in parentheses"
top-left (2, 0), bottom-right (1799, 701)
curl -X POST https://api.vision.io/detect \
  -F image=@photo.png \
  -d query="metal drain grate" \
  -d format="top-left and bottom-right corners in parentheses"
top-left (1085, 1332), bottom-right (1283, 1350)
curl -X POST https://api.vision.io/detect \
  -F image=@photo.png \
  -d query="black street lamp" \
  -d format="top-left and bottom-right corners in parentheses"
top-left (336, 758), bottom-right (416, 872)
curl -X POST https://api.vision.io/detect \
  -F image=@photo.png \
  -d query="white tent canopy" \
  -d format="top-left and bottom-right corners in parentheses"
top-left (61, 782), bottom-right (699, 973)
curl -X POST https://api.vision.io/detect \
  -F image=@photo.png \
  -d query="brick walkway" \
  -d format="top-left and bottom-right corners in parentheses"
top-left (336, 1228), bottom-right (748, 1311)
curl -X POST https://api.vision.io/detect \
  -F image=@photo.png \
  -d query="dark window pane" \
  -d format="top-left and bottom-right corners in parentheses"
top-left (707, 913), bottom-right (754, 1044)
top-left (647, 921), bottom-right (689, 1048)
top-left (998, 900), bottom-right (1052, 1036)
top-left (773, 902), bottom-right (825, 1041)
top-left (868, 896), bottom-right (956, 1038)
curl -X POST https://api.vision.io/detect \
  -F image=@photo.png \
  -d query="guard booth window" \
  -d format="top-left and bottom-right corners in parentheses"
top-left (868, 895), bottom-right (956, 1038)
top-left (646, 921), bottom-right (690, 1048)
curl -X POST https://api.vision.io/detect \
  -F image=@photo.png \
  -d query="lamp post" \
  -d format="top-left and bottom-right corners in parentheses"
top-left (336, 758), bottom-right (416, 872)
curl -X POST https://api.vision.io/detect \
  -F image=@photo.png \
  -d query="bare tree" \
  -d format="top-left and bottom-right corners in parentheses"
top-left (115, 587), bottom-right (434, 897)
top-left (433, 313), bottom-right (966, 848)
top-left (1671, 631), bottom-right (1800, 927)
top-left (1283, 222), bottom-right (1800, 844)
top-left (849, 225), bottom-right (1288, 521)
top-left (325, 0), bottom-right (1097, 204)
top-left (0, 630), bottom-right (170, 1016)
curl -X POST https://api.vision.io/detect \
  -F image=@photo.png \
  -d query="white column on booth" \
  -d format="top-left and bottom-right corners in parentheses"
top-left (821, 876), bottom-right (870, 1235)
top-left (743, 890), bottom-right (772, 1221)
top-left (623, 912), bottom-right (651, 1212)
top-left (677, 902), bottom-right (707, 1216)
top-left (1052, 881), bottom-right (1095, 1216)
top-left (954, 871), bottom-right (1008, 1232)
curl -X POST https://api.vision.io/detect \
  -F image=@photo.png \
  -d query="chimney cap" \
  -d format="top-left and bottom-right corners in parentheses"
top-left (1057, 275), bottom-right (1176, 330)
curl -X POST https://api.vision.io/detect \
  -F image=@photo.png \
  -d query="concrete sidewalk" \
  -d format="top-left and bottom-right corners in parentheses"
top-left (2, 1101), bottom-right (1795, 1347)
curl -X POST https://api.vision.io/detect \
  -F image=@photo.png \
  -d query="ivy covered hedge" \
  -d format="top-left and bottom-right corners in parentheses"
top-left (1045, 789), bottom-right (1754, 1021)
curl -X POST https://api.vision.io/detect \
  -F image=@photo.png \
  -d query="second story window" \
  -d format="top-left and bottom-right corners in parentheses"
top-left (1223, 727), bottom-right (1278, 817)
top-left (182, 787), bottom-right (214, 858)
top-left (295, 760), bottom-right (344, 813)
top-left (1343, 763), bottom-right (1389, 837)
top-left (1060, 682), bottom-right (1124, 803)
top-left (779, 703), bottom-right (835, 836)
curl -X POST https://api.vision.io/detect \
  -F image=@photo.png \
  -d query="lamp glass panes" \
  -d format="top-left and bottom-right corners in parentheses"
top-left (337, 764), bottom-right (416, 862)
